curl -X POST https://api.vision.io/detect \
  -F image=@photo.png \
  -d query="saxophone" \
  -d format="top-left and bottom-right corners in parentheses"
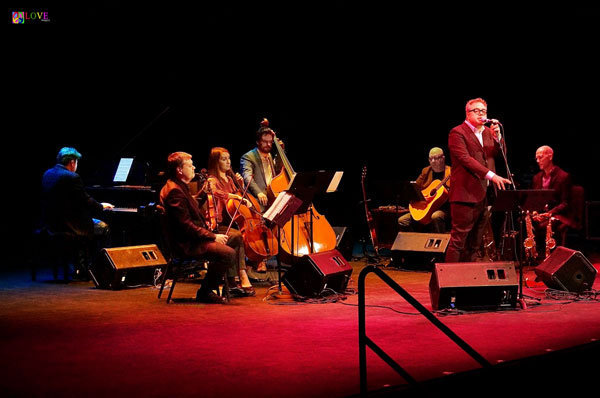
top-left (523, 211), bottom-right (537, 261)
top-left (545, 216), bottom-right (556, 259)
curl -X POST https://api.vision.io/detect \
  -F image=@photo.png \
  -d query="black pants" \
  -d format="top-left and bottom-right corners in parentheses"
top-left (195, 240), bottom-right (233, 293)
top-left (445, 200), bottom-right (488, 263)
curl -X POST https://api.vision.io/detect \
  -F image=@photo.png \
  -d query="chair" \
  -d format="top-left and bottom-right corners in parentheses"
top-left (155, 205), bottom-right (229, 303)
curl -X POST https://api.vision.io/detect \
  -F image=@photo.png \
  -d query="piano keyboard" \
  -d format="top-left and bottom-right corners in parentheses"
top-left (109, 207), bottom-right (138, 213)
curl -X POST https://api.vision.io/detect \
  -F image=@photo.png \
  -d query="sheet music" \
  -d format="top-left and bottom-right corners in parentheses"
top-left (113, 158), bottom-right (134, 183)
top-left (263, 191), bottom-right (293, 222)
top-left (326, 171), bottom-right (344, 193)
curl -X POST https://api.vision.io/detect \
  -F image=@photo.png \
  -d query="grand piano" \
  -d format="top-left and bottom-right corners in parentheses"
top-left (87, 157), bottom-right (162, 246)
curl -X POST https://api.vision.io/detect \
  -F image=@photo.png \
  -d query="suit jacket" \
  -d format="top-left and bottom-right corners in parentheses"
top-left (448, 122), bottom-right (502, 204)
top-left (41, 164), bottom-right (104, 237)
top-left (160, 178), bottom-right (216, 258)
top-left (531, 166), bottom-right (572, 221)
top-left (240, 148), bottom-right (283, 210)
top-left (415, 165), bottom-right (451, 191)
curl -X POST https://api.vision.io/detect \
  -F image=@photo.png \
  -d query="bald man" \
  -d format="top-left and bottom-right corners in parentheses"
top-left (398, 147), bottom-right (451, 233)
top-left (531, 145), bottom-right (573, 260)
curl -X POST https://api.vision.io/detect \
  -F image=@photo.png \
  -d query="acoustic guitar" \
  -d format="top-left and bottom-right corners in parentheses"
top-left (408, 173), bottom-right (450, 224)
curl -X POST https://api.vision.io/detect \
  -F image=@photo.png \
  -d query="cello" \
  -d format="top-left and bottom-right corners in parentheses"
top-left (224, 169), bottom-right (279, 262)
top-left (263, 119), bottom-right (337, 262)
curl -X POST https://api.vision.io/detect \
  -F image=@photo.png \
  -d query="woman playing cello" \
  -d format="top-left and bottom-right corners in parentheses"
top-left (206, 147), bottom-right (255, 297)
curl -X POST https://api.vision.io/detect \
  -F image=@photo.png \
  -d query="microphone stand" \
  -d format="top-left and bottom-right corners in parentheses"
top-left (494, 122), bottom-right (526, 309)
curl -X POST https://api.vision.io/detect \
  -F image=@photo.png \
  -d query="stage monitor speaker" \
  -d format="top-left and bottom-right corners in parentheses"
top-left (534, 246), bottom-right (597, 293)
top-left (429, 262), bottom-right (518, 310)
top-left (89, 244), bottom-right (167, 290)
top-left (282, 249), bottom-right (353, 298)
top-left (391, 232), bottom-right (450, 268)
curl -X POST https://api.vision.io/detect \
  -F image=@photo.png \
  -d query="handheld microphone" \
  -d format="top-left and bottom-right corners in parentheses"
top-left (482, 118), bottom-right (501, 125)
top-left (194, 170), bottom-right (208, 181)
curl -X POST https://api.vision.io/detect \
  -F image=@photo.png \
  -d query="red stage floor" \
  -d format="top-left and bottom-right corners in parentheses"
top-left (1, 254), bottom-right (599, 397)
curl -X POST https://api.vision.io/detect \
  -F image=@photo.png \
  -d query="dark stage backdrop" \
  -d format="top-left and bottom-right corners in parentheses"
top-left (6, 5), bottom-right (599, 262)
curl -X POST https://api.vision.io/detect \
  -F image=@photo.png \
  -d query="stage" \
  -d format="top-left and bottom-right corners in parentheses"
top-left (1, 253), bottom-right (599, 397)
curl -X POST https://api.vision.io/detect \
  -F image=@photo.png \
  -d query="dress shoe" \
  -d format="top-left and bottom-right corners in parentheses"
top-left (240, 286), bottom-right (256, 296)
top-left (195, 290), bottom-right (227, 304)
top-left (229, 286), bottom-right (256, 297)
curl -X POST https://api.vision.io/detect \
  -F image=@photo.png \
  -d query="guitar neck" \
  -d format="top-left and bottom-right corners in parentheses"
top-left (361, 168), bottom-right (379, 251)
top-left (434, 171), bottom-right (451, 190)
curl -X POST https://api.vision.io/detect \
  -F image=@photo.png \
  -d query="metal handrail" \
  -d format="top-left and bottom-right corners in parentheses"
top-left (358, 265), bottom-right (491, 396)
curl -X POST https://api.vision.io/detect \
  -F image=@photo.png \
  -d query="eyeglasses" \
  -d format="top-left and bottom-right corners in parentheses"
top-left (429, 155), bottom-right (444, 161)
top-left (468, 108), bottom-right (487, 115)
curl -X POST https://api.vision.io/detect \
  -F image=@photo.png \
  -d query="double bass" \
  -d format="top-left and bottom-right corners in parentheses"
top-left (264, 119), bottom-right (337, 262)
top-left (225, 169), bottom-right (279, 262)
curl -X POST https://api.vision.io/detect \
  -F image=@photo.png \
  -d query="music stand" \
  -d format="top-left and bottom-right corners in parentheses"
top-left (264, 170), bottom-right (342, 293)
top-left (492, 189), bottom-right (556, 213)
top-left (490, 189), bottom-right (556, 308)
top-left (398, 181), bottom-right (426, 204)
top-left (287, 170), bottom-right (340, 254)
top-left (370, 180), bottom-right (405, 209)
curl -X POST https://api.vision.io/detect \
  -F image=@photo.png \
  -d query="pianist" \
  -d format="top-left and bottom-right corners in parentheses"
top-left (41, 147), bottom-right (114, 278)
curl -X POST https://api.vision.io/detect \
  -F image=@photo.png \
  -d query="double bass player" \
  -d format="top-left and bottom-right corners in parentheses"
top-left (240, 120), bottom-right (284, 213)
top-left (240, 119), bottom-right (284, 272)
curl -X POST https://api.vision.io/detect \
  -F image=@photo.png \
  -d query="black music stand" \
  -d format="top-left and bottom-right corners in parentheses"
top-left (287, 170), bottom-right (339, 254)
top-left (370, 180), bottom-right (405, 209)
top-left (398, 181), bottom-right (426, 204)
top-left (492, 189), bottom-right (556, 214)
top-left (263, 191), bottom-right (302, 295)
top-left (264, 170), bottom-right (341, 293)
top-left (491, 189), bottom-right (556, 308)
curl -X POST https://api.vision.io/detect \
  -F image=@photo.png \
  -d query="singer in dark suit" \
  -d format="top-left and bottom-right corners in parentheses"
top-left (445, 98), bottom-right (512, 263)
top-left (160, 151), bottom-right (237, 304)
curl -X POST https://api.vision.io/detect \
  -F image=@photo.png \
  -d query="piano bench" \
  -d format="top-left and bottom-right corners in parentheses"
top-left (31, 228), bottom-right (88, 282)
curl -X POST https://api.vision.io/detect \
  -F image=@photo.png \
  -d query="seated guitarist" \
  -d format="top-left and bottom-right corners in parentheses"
top-left (398, 147), bottom-right (451, 233)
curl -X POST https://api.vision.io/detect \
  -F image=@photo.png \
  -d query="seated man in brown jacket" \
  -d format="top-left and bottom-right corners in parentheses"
top-left (160, 151), bottom-right (243, 304)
